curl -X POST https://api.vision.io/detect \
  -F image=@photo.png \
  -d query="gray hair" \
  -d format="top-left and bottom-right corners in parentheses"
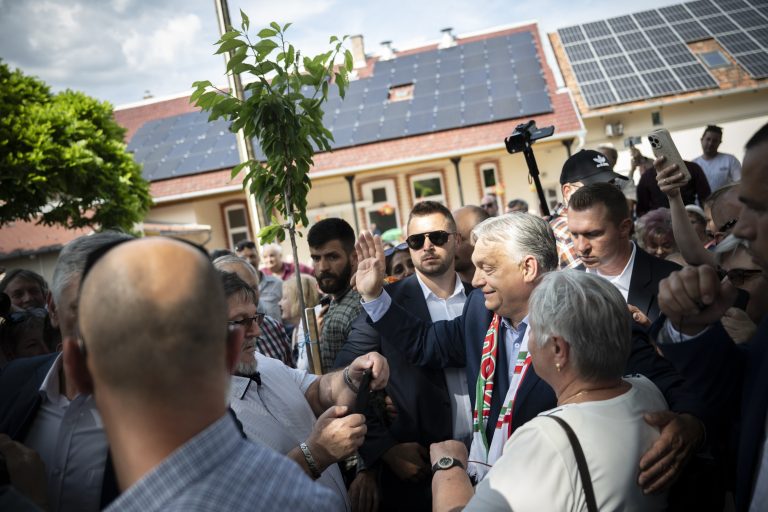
top-left (213, 254), bottom-right (258, 277)
top-left (51, 231), bottom-right (134, 305)
top-left (529, 270), bottom-right (631, 381)
top-left (471, 213), bottom-right (558, 272)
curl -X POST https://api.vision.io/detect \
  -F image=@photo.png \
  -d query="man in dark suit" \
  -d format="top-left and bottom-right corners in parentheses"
top-left (568, 182), bottom-right (681, 323)
top-left (354, 213), bottom-right (706, 493)
top-left (336, 201), bottom-right (472, 511)
top-left (655, 123), bottom-right (768, 512)
top-left (0, 231), bottom-right (130, 511)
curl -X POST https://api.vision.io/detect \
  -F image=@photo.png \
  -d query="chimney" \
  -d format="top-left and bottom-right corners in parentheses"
top-left (379, 40), bottom-right (395, 61)
top-left (349, 34), bottom-right (367, 69)
top-left (439, 27), bottom-right (456, 49)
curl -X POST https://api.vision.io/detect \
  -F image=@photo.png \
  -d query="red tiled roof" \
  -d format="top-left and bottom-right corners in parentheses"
top-left (0, 220), bottom-right (93, 259)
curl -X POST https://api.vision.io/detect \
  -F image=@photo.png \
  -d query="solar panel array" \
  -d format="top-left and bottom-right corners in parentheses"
top-left (128, 31), bottom-right (552, 182)
top-left (557, 0), bottom-right (768, 109)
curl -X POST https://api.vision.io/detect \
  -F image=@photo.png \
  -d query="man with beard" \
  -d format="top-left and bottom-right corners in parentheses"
top-left (336, 201), bottom-right (473, 511)
top-left (452, 205), bottom-right (490, 285)
top-left (307, 218), bottom-right (360, 373)
top-left (221, 271), bottom-right (389, 511)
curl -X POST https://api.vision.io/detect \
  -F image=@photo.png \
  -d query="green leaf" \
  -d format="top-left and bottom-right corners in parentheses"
top-left (258, 28), bottom-right (277, 38)
top-left (270, 21), bottom-right (281, 32)
top-left (219, 30), bottom-right (241, 42)
top-left (329, 35), bottom-right (338, 44)
top-left (231, 161), bottom-right (248, 179)
top-left (215, 38), bottom-right (246, 54)
top-left (283, 22), bottom-right (292, 32)
top-left (240, 10), bottom-right (250, 31)
top-left (344, 49), bottom-right (353, 71)
top-left (287, 45), bottom-right (295, 67)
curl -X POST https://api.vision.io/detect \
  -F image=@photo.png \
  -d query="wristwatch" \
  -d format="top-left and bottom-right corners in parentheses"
top-left (431, 456), bottom-right (464, 473)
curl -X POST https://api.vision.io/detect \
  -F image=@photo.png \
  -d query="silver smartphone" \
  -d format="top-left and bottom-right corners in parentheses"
top-left (648, 128), bottom-right (691, 182)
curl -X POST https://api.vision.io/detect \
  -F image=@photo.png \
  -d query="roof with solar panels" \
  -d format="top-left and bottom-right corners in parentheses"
top-left (549, 0), bottom-right (768, 113)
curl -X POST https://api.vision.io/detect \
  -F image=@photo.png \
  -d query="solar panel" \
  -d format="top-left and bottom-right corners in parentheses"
top-left (564, 42), bottom-right (596, 62)
top-left (646, 26), bottom-right (681, 46)
top-left (629, 49), bottom-right (666, 72)
top-left (520, 91), bottom-right (552, 115)
top-left (642, 69), bottom-right (683, 95)
top-left (463, 53), bottom-right (486, 71)
top-left (737, 51), bottom-right (768, 77)
top-left (718, 32), bottom-right (761, 54)
top-left (437, 89), bottom-right (463, 108)
top-left (685, 0), bottom-right (721, 17)
top-left (583, 21), bottom-right (612, 38)
top-left (461, 40), bottom-right (487, 57)
top-left (728, 9), bottom-right (768, 29)
top-left (463, 70), bottom-right (489, 87)
top-left (352, 121), bottom-right (382, 144)
top-left (607, 15), bottom-right (639, 33)
top-left (748, 27), bottom-right (768, 46)
top-left (672, 63), bottom-right (719, 88)
top-left (464, 84), bottom-right (490, 103)
top-left (670, 20), bottom-right (711, 42)
top-left (659, 4), bottom-right (693, 23)
top-left (718, 0), bottom-right (750, 12)
top-left (404, 94), bottom-right (432, 114)
top-left (600, 55), bottom-right (635, 76)
top-left (618, 32), bottom-right (652, 51)
top-left (406, 111), bottom-right (435, 134)
top-left (434, 107), bottom-right (463, 131)
top-left (490, 97), bottom-right (523, 119)
top-left (698, 15), bottom-right (739, 34)
top-left (581, 81), bottom-right (616, 107)
top-left (657, 43), bottom-right (698, 65)
top-left (633, 10), bottom-right (666, 28)
top-left (377, 115), bottom-right (408, 141)
top-left (572, 61), bottom-right (606, 82)
top-left (462, 101), bottom-right (494, 126)
top-left (592, 37), bottom-right (624, 57)
top-left (611, 76), bottom-right (649, 101)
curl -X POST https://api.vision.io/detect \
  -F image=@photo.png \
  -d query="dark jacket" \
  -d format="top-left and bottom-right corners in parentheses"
top-left (636, 161), bottom-right (711, 218)
top-left (627, 246), bottom-right (682, 323)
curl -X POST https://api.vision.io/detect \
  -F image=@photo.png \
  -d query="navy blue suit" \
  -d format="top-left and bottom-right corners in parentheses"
top-left (369, 288), bottom-right (705, 444)
top-left (627, 246), bottom-right (681, 323)
top-left (661, 319), bottom-right (768, 512)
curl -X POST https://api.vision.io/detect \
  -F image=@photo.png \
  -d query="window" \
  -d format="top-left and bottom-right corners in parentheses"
top-left (388, 83), bottom-right (415, 102)
top-left (223, 203), bottom-right (251, 249)
top-left (480, 163), bottom-right (500, 193)
top-left (361, 180), bottom-right (400, 233)
top-left (410, 172), bottom-right (446, 204)
top-left (699, 51), bottom-right (730, 69)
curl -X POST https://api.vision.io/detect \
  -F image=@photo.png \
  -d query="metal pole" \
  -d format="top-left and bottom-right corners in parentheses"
top-left (450, 156), bottom-right (464, 206)
top-left (213, 0), bottom-right (269, 232)
top-left (345, 175), bottom-right (360, 233)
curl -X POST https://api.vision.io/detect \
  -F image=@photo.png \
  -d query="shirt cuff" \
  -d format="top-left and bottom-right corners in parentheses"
top-left (361, 290), bottom-right (392, 323)
top-left (658, 319), bottom-right (710, 344)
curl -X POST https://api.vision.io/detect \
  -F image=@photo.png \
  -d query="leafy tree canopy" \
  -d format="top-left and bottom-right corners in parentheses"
top-left (0, 61), bottom-right (152, 231)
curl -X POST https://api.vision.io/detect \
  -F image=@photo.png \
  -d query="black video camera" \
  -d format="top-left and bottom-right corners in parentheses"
top-left (504, 120), bottom-right (555, 154)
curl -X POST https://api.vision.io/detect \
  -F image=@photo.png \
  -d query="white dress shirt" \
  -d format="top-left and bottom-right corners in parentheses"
top-left (587, 242), bottom-right (637, 302)
top-left (415, 273), bottom-right (472, 443)
top-left (23, 354), bottom-right (109, 512)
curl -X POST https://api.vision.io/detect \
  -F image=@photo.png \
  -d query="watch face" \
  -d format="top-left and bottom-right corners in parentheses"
top-left (438, 457), bottom-right (454, 469)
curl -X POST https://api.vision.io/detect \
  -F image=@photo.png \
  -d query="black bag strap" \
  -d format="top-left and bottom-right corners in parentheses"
top-left (545, 415), bottom-right (599, 512)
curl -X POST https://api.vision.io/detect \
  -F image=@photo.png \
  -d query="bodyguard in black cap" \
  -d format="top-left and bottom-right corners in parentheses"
top-left (546, 149), bottom-right (628, 269)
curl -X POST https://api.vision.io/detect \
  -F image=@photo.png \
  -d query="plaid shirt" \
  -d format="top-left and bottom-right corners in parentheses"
top-left (320, 287), bottom-right (362, 373)
top-left (105, 415), bottom-right (341, 512)
top-left (547, 203), bottom-right (582, 270)
top-left (257, 315), bottom-right (293, 366)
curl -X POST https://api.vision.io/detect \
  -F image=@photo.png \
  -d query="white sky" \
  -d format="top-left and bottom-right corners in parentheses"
top-left (0, 0), bottom-right (685, 107)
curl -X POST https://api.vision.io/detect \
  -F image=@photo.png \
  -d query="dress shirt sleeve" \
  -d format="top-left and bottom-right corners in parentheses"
top-left (360, 289), bottom-right (392, 322)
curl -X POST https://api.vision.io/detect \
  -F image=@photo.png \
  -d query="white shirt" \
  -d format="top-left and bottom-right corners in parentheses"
top-left (693, 152), bottom-right (741, 192)
top-left (228, 353), bottom-right (349, 511)
top-left (466, 376), bottom-right (668, 512)
top-left (415, 273), bottom-right (472, 443)
top-left (23, 354), bottom-right (109, 512)
top-left (588, 242), bottom-right (636, 302)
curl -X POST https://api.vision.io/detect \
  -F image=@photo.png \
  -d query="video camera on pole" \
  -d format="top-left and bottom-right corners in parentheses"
top-left (504, 120), bottom-right (555, 217)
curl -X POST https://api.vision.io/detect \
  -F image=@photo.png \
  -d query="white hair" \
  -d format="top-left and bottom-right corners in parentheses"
top-left (262, 243), bottom-right (282, 255)
top-left (471, 213), bottom-right (558, 272)
top-left (528, 270), bottom-right (631, 381)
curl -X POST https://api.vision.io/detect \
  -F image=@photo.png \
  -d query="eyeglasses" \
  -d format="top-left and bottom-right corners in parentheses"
top-left (718, 218), bottom-right (738, 233)
top-left (405, 230), bottom-right (454, 250)
top-left (228, 314), bottom-right (265, 329)
top-left (384, 242), bottom-right (408, 257)
top-left (717, 267), bottom-right (763, 286)
top-left (480, 202), bottom-right (496, 209)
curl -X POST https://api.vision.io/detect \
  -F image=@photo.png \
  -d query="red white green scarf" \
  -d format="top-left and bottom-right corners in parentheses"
top-left (468, 314), bottom-right (531, 481)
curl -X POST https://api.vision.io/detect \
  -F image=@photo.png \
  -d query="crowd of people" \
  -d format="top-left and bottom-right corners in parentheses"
top-left (0, 121), bottom-right (766, 511)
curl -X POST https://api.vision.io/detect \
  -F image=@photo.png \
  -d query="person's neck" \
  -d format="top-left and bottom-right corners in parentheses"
top-left (556, 377), bottom-right (628, 406)
top-left (501, 305), bottom-right (527, 329)
top-left (102, 396), bottom-right (228, 492)
top-left (702, 152), bottom-right (718, 160)
top-left (457, 267), bottom-right (475, 286)
top-left (272, 262), bottom-right (284, 274)
top-left (418, 269), bottom-right (457, 300)
top-left (598, 241), bottom-right (632, 277)
top-left (331, 285), bottom-right (351, 301)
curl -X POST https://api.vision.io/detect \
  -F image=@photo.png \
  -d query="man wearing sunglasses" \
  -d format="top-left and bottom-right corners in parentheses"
top-left (335, 201), bottom-right (472, 511)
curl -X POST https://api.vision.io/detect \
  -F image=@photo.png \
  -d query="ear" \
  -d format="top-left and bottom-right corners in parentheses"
top-left (550, 335), bottom-right (571, 369)
top-left (47, 293), bottom-right (59, 329)
top-left (618, 217), bottom-right (633, 239)
top-left (561, 184), bottom-right (571, 204)
top-left (225, 326), bottom-right (244, 374)
top-left (62, 337), bottom-right (93, 396)
top-left (521, 255), bottom-right (540, 283)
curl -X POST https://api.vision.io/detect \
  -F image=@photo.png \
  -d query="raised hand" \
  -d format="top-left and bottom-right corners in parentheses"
top-left (349, 352), bottom-right (390, 391)
top-left (654, 155), bottom-right (688, 198)
top-left (355, 231), bottom-right (386, 302)
top-left (306, 405), bottom-right (367, 471)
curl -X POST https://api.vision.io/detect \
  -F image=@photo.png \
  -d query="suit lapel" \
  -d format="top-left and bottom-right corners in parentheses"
top-left (628, 247), bottom-right (653, 315)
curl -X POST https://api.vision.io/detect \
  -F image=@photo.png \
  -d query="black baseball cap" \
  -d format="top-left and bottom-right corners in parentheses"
top-left (560, 149), bottom-right (629, 185)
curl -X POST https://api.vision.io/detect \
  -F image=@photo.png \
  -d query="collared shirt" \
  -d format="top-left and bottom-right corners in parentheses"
top-left (258, 272), bottom-right (283, 320)
top-left (105, 414), bottom-right (341, 512)
top-left (320, 287), bottom-right (362, 373)
top-left (547, 204), bottom-right (582, 270)
top-left (23, 354), bottom-right (108, 512)
top-left (415, 273), bottom-right (473, 443)
top-left (229, 354), bottom-right (348, 510)
top-left (257, 315), bottom-right (294, 366)
top-left (586, 242), bottom-right (637, 302)
top-left (693, 152), bottom-right (741, 192)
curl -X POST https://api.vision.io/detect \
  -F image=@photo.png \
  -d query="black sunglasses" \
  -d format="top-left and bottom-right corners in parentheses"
top-left (718, 218), bottom-right (738, 233)
top-left (717, 267), bottom-right (763, 286)
top-left (384, 242), bottom-right (408, 257)
top-left (228, 314), bottom-right (265, 329)
top-left (405, 230), bottom-right (454, 250)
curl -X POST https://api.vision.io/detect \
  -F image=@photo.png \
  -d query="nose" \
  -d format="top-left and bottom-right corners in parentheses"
top-left (733, 206), bottom-right (754, 242)
top-left (246, 321), bottom-right (262, 339)
top-left (574, 236), bottom-right (589, 255)
top-left (471, 268), bottom-right (485, 289)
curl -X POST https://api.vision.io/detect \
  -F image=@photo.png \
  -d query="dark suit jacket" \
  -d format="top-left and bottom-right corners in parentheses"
top-left (627, 246), bottom-right (681, 322)
top-left (334, 275), bottom-right (472, 465)
top-left (0, 353), bottom-right (119, 508)
top-left (369, 288), bottom-right (705, 444)
top-left (660, 319), bottom-right (768, 512)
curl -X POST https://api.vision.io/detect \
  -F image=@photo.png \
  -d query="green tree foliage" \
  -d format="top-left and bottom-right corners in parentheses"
top-left (0, 62), bottom-right (152, 231)
top-left (191, 15), bottom-right (353, 243)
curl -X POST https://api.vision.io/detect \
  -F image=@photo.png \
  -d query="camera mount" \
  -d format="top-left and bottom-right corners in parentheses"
top-left (504, 120), bottom-right (555, 217)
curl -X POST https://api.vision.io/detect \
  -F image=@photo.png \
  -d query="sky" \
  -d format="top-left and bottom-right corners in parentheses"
top-left (0, 0), bottom-right (685, 107)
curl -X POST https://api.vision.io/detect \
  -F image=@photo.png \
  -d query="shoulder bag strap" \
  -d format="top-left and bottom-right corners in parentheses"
top-left (545, 415), bottom-right (599, 512)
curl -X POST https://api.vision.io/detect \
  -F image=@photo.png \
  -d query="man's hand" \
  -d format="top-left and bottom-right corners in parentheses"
top-left (721, 307), bottom-right (757, 343)
top-left (638, 412), bottom-right (704, 494)
top-left (384, 395), bottom-right (398, 423)
top-left (348, 468), bottom-right (380, 512)
top-left (429, 440), bottom-right (469, 468)
top-left (0, 433), bottom-right (48, 509)
top-left (355, 232), bottom-right (386, 302)
top-left (306, 406), bottom-right (367, 471)
top-left (654, 156), bottom-right (688, 198)
top-left (658, 265), bottom-right (738, 335)
top-left (628, 304), bottom-right (651, 328)
top-left (349, 352), bottom-right (389, 391)
top-left (382, 442), bottom-right (431, 483)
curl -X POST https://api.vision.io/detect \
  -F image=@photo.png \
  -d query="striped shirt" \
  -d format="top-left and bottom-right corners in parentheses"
top-left (547, 203), bottom-right (582, 270)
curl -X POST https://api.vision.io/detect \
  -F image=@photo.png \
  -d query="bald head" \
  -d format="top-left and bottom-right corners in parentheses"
top-left (79, 238), bottom-right (230, 401)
